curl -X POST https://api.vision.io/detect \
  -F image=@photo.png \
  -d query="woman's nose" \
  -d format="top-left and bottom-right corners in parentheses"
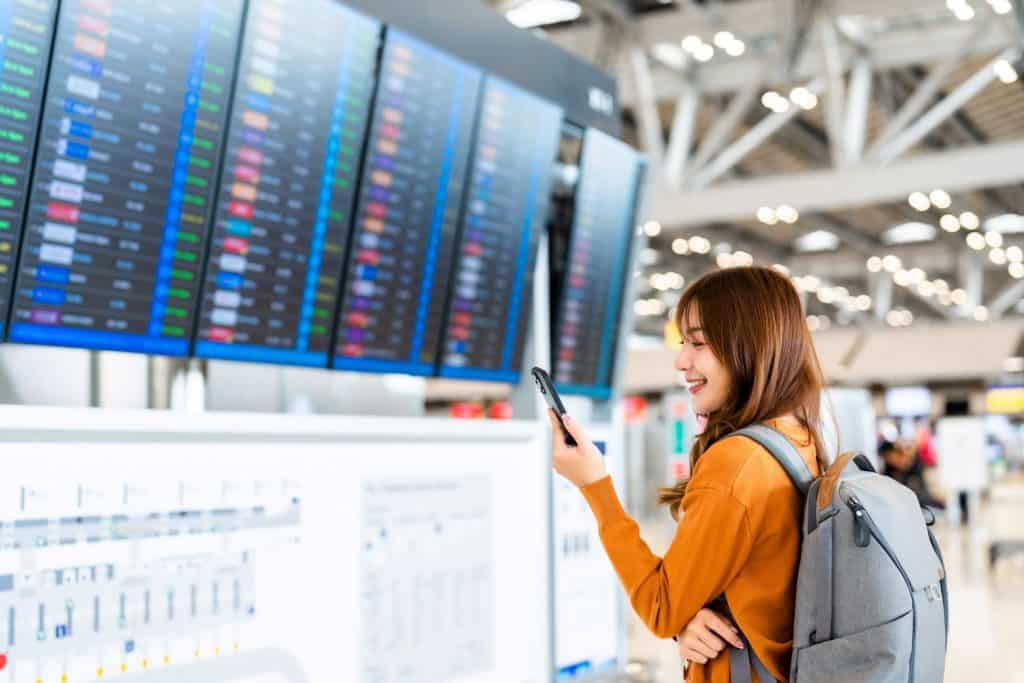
top-left (674, 347), bottom-right (690, 372)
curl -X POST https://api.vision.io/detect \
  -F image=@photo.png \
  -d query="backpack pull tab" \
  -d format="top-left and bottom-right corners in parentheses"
top-left (849, 496), bottom-right (871, 548)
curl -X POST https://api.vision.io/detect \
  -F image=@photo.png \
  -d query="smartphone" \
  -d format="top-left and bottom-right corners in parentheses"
top-left (531, 366), bottom-right (577, 447)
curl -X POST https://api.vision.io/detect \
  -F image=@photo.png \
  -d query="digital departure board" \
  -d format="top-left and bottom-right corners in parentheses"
top-left (553, 129), bottom-right (642, 399)
top-left (333, 29), bottom-right (481, 376)
top-left (0, 0), bottom-right (58, 335)
top-left (9, 0), bottom-right (243, 355)
top-left (193, 0), bottom-right (380, 367)
top-left (438, 77), bottom-right (562, 383)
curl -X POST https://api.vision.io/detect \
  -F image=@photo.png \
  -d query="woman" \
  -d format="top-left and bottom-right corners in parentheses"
top-left (551, 265), bottom-right (832, 682)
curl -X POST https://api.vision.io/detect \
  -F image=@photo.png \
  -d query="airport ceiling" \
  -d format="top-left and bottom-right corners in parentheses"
top-left (492, 0), bottom-right (1024, 337)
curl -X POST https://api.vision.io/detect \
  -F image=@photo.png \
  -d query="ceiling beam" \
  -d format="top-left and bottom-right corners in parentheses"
top-left (652, 140), bottom-right (1024, 227)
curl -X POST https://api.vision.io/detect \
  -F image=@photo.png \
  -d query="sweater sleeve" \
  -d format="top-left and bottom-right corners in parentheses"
top-left (580, 475), bottom-right (755, 639)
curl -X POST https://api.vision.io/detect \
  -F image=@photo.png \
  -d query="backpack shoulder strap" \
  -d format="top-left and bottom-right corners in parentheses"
top-left (731, 424), bottom-right (815, 496)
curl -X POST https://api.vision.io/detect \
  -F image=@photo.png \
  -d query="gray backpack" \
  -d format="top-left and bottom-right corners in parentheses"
top-left (724, 424), bottom-right (949, 683)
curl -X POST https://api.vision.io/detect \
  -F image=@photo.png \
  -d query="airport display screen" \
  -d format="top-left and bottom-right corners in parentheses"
top-left (9, 0), bottom-right (243, 355)
top-left (0, 0), bottom-right (58, 336)
top-left (193, 0), bottom-right (380, 367)
top-left (332, 28), bottom-right (481, 376)
top-left (552, 129), bottom-right (642, 399)
top-left (437, 76), bottom-right (563, 383)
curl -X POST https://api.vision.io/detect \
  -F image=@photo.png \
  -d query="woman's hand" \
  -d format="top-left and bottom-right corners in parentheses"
top-left (548, 409), bottom-right (607, 488)
top-left (677, 608), bottom-right (744, 666)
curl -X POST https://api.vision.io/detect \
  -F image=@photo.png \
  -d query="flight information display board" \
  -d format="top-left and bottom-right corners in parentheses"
top-left (437, 77), bottom-right (562, 383)
top-left (193, 0), bottom-right (380, 367)
top-left (553, 129), bottom-right (642, 399)
top-left (333, 29), bottom-right (481, 376)
top-left (8, 0), bottom-right (243, 355)
top-left (0, 0), bottom-right (58, 336)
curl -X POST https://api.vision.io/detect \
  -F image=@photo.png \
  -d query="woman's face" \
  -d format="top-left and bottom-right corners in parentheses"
top-left (674, 307), bottom-right (733, 417)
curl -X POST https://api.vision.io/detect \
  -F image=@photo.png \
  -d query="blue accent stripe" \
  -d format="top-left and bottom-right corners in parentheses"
top-left (194, 341), bottom-right (327, 368)
top-left (10, 324), bottom-right (188, 356)
top-left (333, 355), bottom-right (434, 376)
top-left (438, 365), bottom-right (520, 383)
top-left (555, 382), bottom-right (613, 401)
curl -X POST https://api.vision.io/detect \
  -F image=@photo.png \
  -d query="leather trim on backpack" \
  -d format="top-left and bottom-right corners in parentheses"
top-left (816, 451), bottom-right (858, 513)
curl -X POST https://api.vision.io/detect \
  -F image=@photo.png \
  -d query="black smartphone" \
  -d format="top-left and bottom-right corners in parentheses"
top-left (531, 366), bottom-right (577, 447)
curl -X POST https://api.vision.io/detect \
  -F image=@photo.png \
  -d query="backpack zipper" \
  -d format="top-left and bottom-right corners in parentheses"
top-left (846, 494), bottom-right (916, 683)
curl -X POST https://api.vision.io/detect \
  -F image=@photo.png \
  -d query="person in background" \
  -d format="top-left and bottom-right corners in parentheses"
top-left (549, 266), bottom-right (831, 682)
top-left (879, 439), bottom-right (945, 509)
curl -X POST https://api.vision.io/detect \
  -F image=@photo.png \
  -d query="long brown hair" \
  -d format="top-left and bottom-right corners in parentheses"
top-left (658, 265), bottom-right (832, 519)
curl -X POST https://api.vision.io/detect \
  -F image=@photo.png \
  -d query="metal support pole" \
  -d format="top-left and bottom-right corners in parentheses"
top-left (688, 77), bottom-right (826, 190)
top-left (872, 47), bottom-right (1022, 165)
top-left (987, 277), bottom-right (1024, 316)
top-left (870, 12), bottom-right (995, 155)
top-left (689, 80), bottom-right (759, 173)
top-left (959, 250), bottom-right (985, 316)
top-left (627, 47), bottom-right (666, 171)
top-left (664, 74), bottom-right (700, 189)
top-left (89, 351), bottom-right (101, 408)
top-left (871, 271), bottom-right (894, 322)
top-left (819, 17), bottom-right (848, 167)
top-left (843, 51), bottom-right (873, 163)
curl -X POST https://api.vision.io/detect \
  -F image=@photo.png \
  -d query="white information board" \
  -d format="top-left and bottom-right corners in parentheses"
top-left (936, 416), bottom-right (989, 492)
top-left (0, 407), bottom-right (551, 683)
top-left (552, 422), bottom-right (625, 681)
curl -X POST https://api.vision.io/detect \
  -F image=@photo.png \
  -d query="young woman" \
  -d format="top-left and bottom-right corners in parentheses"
top-left (551, 265), bottom-right (832, 682)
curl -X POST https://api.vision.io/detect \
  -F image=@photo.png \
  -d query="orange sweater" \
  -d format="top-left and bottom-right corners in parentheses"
top-left (580, 419), bottom-right (820, 683)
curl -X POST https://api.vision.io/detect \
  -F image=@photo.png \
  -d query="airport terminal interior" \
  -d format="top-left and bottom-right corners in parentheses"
top-left (0, 0), bottom-right (1020, 681)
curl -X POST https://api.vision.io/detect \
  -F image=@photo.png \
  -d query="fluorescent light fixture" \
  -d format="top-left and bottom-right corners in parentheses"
top-left (652, 43), bottom-right (687, 69)
top-left (506, 0), bottom-right (581, 28)
top-left (883, 222), bottom-right (937, 244)
top-left (984, 214), bottom-right (1024, 234)
top-left (795, 230), bottom-right (840, 252)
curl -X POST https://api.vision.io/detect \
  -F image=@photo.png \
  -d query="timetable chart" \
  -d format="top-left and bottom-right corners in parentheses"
top-left (194, 0), bottom-right (380, 367)
top-left (553, 129), bottom-right (642, 399)
top-left (0, 0), bottom-right (58, 335)
top-left (9, 0), bottom-right (243, 355)
top-left (439, 77), bottom-right (562, 383)
top-left (333, 29), bottom-right (481, 376)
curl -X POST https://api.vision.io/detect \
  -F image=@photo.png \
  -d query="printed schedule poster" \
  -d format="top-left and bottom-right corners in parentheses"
top-left (193, 0), bottom-right (380, 367)
top-left (553, 129), bottom-right (642, 399)
top-left (333, 29), bottom-right (481, 376)
top-left (438, 77), bottom-right (562, 383)
top-left (9, 0), bottom-right (244, 355)
top-left (0, 0), bottom-right (59, 335)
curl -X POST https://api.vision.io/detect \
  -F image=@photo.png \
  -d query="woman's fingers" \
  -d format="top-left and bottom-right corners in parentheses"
top-left (705, 611), bottom-right (744, 649)
top-left (694, 629), bottom-right (726, 654)
top-left (681, 635), bottom-right (717, 660)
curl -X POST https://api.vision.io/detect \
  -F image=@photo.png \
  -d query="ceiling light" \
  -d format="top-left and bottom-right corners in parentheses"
top-left (506, 0), bottom-right (582, 28)
top-left (933, 279), bottom-right (949, 292)
top-left (966, 232), bottom-right (987, 250)
top-left (994, 59), bottom-right (1019, 84)
top-left (717, 252), bottom-right (734, 268)
top-left (817, 288), bottom-right (835, 304)
top-left (885, 310), bottom-right (903, 327)
top-left (959, 211), bottom-right (980, 230)
top-left (856, 294), bottom-right (872, 311)
top-left (1011, 262), bottom-right (1024, 279)
top-left (908, 192), bottom-right (931, 212)
top-left (907, 268), bottom-right (926, 285)
top-left (802, 275), bottom-right (820, 292)
top-left (986, 231), bottom-right (1004, 248)
top-left (991, 0), bottom-right (1013, 14)
top-left (985, 214), bottom-right (1024, 233)
top-left (938, 291), bottom-right (953, 306)
top-left (733, 250), bottom-right (753, 267)
top-left (713, 31), bottom-right (735, 48)
top-left (951, 288), bottom-right (968, 305)
top-left (990, 247), bottom-right (1007, 265)
top-left (974, 306), bottom-right (989, 322)
top-left (807, 315), bottom-right (821, 331)
top-left (772, 263), bottom-right (790, 276)
top-left (682, 35), bottom-right (703, 53)
top-left (866, 256), bottom-right (883, 272)
top-left (901, 310), bottom-right (914, 326)
top-left (885, 222), bottom-right (938, 243)
top-left (757, 206), bottom-right (778, 224)
top-left (917, 282), bottom-right (935, 297)
top-left (672, 238), bottom-right (689, 255)
top-left (689, 236), bottom-right (711, 254)
top-left (776, 204), bottom-right (799, 224)
top-left (893, 269), bottom-right (911, 287)
top-left (929, 189), bottom-right (952, 209)
top-left (882, 254), bottom-right (902, 272)
top-left (652, 43), bottom-right (688, 69)
top-left (795, 230), bottom-right (839, 252)
top-left (1007, 245), bottom-right (1023, 262)
top-left (643, 220), bottom-right (662, 237)
top-left (1004, 356), bottom-right (1024, 373)
top-left (694, 43), bottom-right (715, 62)
top-left (725, 40), bottom-right (745, 57)
top-left (939, 214), bottom-right (960, 232)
